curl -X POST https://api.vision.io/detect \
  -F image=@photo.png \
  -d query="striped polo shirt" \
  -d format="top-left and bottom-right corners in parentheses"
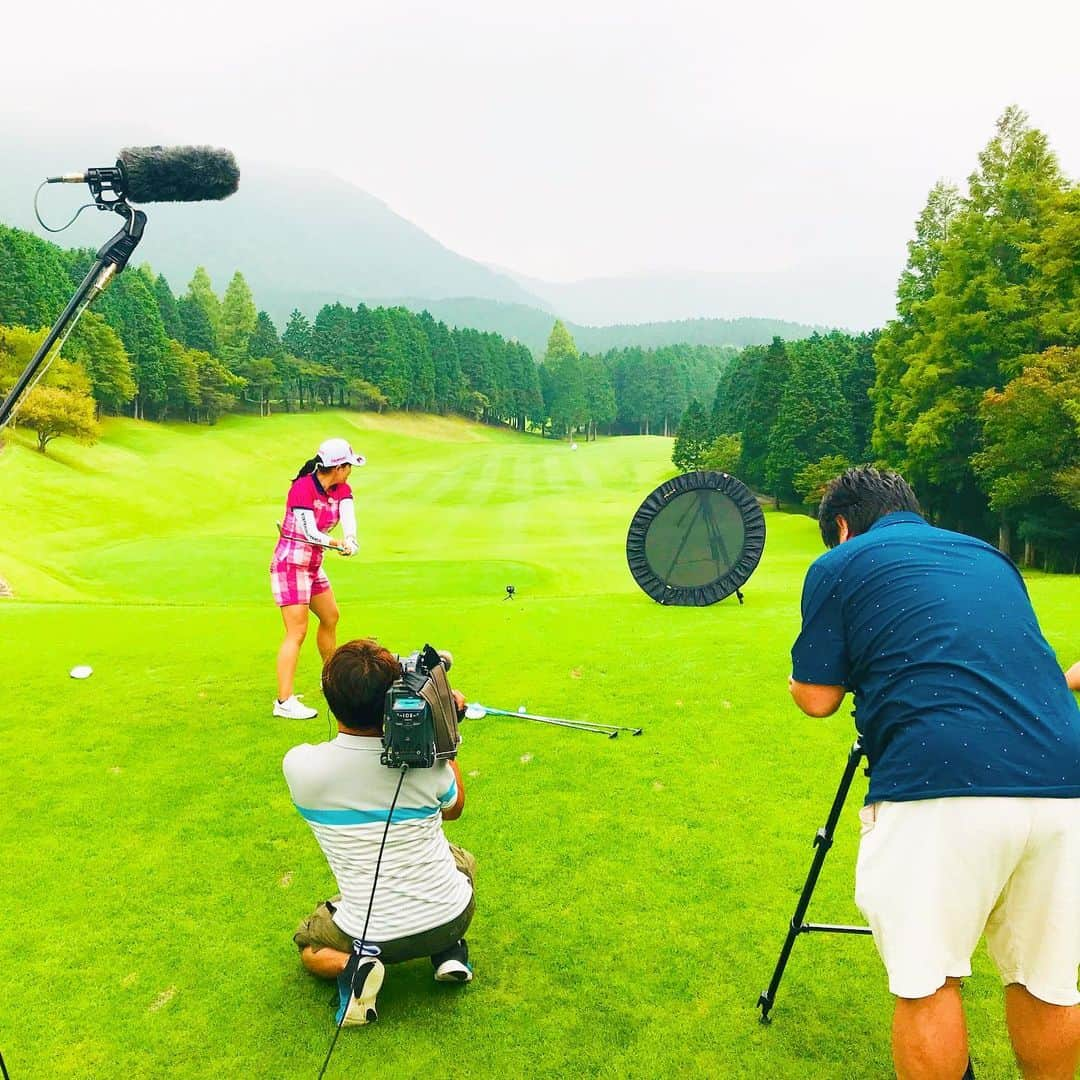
top-left (283, 734), bottom-right (472, 941)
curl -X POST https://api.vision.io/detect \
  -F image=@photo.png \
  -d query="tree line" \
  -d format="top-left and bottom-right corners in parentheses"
top-left (541, 319), bottom-right (733, 440)
top-left (672, 106), bottom-right (1080, 571)
top-left (873, 106), bottom-right (1079, 570)
top-left (671, 330), bottom-right (877, 504)
top-left (0, 222), bottom-right (731, 451)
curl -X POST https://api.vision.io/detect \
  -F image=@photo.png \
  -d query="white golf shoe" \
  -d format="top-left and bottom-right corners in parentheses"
top-left (273, 694), bottom-right (318, 720)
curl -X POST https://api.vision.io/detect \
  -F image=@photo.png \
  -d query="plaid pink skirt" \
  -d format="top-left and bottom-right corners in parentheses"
top-left (270, 558), bottom-right (331, 607)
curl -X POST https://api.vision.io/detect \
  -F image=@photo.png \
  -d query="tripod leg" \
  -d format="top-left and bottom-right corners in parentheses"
top-left (661, 498), bottom-right (704, 582)
top-left (758, 740), bottom-right (864, 1022)
top-left (699, 492), bottom-right (732, 568)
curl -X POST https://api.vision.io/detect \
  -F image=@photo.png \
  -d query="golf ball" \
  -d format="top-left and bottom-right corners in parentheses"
top-left (70, 665), bottom-right (93, 679)
top-left (518, 705), bottom-right (526, 713)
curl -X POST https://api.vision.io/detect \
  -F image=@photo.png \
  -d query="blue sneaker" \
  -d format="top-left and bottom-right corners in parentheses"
top-left (335, 951), bottom-right (384, 1026)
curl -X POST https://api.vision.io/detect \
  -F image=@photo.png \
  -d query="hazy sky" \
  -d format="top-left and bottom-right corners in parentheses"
top-left (4, 0), bottom-right (1079, 284)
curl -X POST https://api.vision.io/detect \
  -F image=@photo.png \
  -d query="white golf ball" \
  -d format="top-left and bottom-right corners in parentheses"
top-left (518, 705), bottom-right (527, 713)
top-left (70, 665), bottom-right (93, 679)
top-left (570, 443), bottom-right (578, 451)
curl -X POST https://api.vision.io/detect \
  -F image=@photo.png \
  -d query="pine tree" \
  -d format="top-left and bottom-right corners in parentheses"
top-left (672, 399), bottom-right (711, 471)
top-left (765, 344), bottom-right (853, 503)
top-left (282, 310), bottom-right (314, 360)
top-left (740, 337), bottom-right (790, 488)
top-left (184, 268), bottom-right (222, 355)
top-left (67, 311), bottom-right (135, 414)
top-left (543, 321), bottom-right (586, 438)
top-left (219, 271), bottom-right (258, 372)
top-left (153, 273), bottom-right (185, 342)
top-left (0, 225), bottom-right (74, 328)
top-left (96, 270), bottom-right (171, 419)
top-left (872, 106), bottom-right (1068, 533)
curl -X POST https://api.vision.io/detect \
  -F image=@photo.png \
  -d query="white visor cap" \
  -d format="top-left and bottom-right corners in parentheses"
top-left (317, 437), bottom-right (365, 468)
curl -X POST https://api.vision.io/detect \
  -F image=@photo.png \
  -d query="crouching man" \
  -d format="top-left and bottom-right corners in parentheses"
top-left (283, 638), bottom-right (475, 1027)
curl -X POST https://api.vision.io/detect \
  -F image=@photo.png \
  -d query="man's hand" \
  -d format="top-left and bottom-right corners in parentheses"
top-left (789, 676), bottom-right (847, 717)
top-left (452, 689), bottom-right (466, 718)
top-left (1066, 660), bottom-right (1080, 692)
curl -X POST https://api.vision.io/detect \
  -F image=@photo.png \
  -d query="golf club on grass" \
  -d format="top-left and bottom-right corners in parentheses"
top-left (464, 703), bottom-right (643, 738)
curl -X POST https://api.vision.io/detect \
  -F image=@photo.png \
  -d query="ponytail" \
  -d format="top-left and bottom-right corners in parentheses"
top-left (294, 456), bottom-right (320, 480)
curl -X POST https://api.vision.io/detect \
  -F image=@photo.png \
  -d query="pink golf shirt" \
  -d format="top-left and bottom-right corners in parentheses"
top-left (274, 474), bottom-right (353, 569)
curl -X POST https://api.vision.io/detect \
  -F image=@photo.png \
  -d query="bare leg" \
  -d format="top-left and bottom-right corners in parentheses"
top-left (893, 978), bottom-right (969, 1080)
top-left (276, 604), bottom-right (310, 701)
top-left (299, 945), bottom-right (350, 980)
top-left (1005, 984), bottom-right (1080, 1080)
top-left (309, 588), bottom-right (340, 665)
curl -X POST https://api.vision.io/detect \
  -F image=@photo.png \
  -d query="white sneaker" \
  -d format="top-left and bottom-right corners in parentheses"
top-left (433, 940), bottom-right (473, 982)
top-left (273, 694), bottom-right (318, 719)
top-left (434, 958), bottom-right (473, 982)
top-left (336, 956), bottom-right (385, 1026)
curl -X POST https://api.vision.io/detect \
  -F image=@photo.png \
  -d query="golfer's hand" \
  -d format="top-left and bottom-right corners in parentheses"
top-left (452, 689), bottom-right (466, 718)
top-left (341, 538), bottom-right (358, 557)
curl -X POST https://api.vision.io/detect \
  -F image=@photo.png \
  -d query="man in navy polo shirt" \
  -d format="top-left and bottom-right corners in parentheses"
top-left (790, 466), bottom-right (1080, 1080)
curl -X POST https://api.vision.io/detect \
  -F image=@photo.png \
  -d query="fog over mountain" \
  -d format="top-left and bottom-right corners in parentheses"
top-left (504, 260), bottom-right (898, 331)
top-left (0, 133), bottom-right (875, 344)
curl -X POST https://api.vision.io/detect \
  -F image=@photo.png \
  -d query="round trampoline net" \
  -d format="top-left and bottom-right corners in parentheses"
top-left (626, 471), bottom-right (766, 606)
top-left (643, 489), bottom-right (748, 587)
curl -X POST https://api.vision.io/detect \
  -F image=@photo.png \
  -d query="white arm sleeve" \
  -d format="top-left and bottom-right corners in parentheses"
top-left (339, 497), bottom-right (357, 544)
top-left (293, 507), bottom-right (335, 547)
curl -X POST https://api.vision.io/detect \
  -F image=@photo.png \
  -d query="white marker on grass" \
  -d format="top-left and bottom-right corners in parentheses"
top-left (70, 665), bottom-right (93, 679)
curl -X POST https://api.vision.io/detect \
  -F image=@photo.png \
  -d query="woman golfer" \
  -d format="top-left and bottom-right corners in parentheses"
top-left (271, 437), bottom-right (363, 719)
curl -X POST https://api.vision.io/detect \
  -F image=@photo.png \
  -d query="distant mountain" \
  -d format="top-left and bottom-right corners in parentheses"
top-left (0, 135), bottom-right (547, 313)
top-left (502, 260), bottom-right (899, 332)
top-left (0, 132), bottom-right (886, 346)
top-left (378, 297), bottom-right (823, 354)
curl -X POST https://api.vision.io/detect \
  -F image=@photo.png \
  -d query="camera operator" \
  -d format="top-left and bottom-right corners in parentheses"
top-left (283, 639), bottom-right (475, 1027)
top-left (789, 467), bottom-right (1080, 1080)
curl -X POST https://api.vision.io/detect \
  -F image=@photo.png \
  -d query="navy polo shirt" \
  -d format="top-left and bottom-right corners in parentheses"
top-left (792, 512), bottom-right (1080, 804)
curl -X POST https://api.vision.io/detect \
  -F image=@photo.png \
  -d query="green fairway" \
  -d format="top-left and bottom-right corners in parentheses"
top-left (1, 413), bottom-right (1076, 1079)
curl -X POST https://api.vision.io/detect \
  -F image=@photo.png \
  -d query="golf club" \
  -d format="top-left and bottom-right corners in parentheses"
top-left (276, 522), bottom-right (337, 551)
top-left (498, 705), bottom-right (644, 736)
top-left (464, 703), bottom-right (643, 738)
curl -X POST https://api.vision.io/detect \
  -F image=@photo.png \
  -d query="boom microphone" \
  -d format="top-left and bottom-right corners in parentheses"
top-left (47, 145), bottom-right (239, 203)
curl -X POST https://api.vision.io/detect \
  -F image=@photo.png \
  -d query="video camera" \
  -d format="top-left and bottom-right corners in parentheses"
top-left (381, 645), bottom-right (462, 769)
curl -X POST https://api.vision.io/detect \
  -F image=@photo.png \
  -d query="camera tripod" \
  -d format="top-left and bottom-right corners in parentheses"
top-left (758, 738), bottom-right (871, 1022)
top-left (757, 740), bottom-right (979, 1080)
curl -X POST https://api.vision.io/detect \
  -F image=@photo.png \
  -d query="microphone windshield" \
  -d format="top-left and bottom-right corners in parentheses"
top-left (117, 146), bottom-right (239, 204)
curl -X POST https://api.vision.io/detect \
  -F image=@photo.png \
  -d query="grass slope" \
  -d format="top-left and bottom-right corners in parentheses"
top-left (0, 414), bottom-right (1077, 1079)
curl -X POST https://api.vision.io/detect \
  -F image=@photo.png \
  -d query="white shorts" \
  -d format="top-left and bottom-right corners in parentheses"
top-left (854, 796), bottom-right (1080, 1005)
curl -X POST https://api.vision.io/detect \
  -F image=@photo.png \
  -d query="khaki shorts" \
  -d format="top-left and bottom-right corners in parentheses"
top-left (855, 797), bottom-right (1080, 1005)
top-left (294, 844), bottom-right (476, 965)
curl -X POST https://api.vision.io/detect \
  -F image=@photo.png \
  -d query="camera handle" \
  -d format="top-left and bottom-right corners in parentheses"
top-left (757, 739), bottom-right (871, 1023)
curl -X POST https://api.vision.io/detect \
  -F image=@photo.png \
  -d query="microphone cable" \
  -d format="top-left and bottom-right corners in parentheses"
top-left (33, 180), bottom-right (97, 234)
top-left (316, 764), bottom-right (409, 1080)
